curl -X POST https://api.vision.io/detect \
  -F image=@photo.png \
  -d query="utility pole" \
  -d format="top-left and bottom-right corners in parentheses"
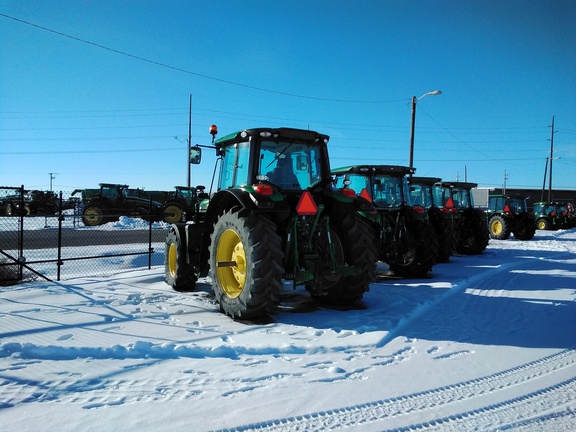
top-left (503, 170), bottom-right (508, 195)
top-left (547, 115), bottom-right (557, 202)
top-left (187, 94), bottom-right (192, 188)
top-left (49, 173), bottom-right (56, 191)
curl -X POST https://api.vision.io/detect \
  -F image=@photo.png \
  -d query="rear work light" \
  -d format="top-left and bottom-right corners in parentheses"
top-left (412, 205), bottom-right (425, 214)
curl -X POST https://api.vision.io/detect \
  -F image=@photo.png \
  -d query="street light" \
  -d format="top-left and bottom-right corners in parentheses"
top-left (408, 90), bottom-right (442, 174)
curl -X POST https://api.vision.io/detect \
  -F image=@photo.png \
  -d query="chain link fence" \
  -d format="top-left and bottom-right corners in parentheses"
top-left (1, 186), bottom-right (168, 285)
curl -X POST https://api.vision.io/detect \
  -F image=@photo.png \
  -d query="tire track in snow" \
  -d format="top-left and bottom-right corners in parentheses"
top-left (211, 349), bottom-right (576, 431)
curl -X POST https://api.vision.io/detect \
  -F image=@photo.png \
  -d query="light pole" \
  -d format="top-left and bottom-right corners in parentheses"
top-left (408, 90), bottom-right (442, 175)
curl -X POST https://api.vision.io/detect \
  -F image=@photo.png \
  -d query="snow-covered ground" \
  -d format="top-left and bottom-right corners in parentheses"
top-left (1, 229), bottom-right (575, 431)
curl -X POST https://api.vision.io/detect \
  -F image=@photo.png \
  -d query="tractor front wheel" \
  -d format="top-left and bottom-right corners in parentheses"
top-left (536, 218), bottom-right (549, 230)
top-left (209, 208), bottom-right (283, 320)
top-left (165, 224), bottom-right (197, 291)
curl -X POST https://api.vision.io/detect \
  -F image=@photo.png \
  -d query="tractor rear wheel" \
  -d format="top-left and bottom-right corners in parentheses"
top-left (390, 222), bottom-right (439, 277)
top-left (514, 218), bottom-right (536, 240)
top-left (82, 206), bottom-right (105, 226)
top-left (310, 212), bottom-right (376, 305)
top-left (489, 215), bottom-right (511, 240)
top-left (209, 208), bottom-right (283, 320)
top-left (163, 203), bottom-right (184, 223)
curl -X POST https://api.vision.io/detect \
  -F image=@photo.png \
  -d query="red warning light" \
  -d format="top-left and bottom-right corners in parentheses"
top-left (340, 188), bottom-right (356, 198)
top-left (253, 184), bottom-right (273, 196)
top-left (209, 124), bottom-right (218, 136)
top-left (296, 192), bottom-right (318, 215)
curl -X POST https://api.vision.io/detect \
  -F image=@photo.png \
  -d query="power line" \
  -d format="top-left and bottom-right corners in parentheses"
top-left (0, 13), bottom-right (406, 104)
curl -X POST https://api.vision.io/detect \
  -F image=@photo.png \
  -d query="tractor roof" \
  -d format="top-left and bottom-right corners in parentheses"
top-left (331, 165), bottom-right (415, 177)
top-left (440, 181), bottom-right (478, 189)
top-left (409, 176), bottom-right (442, 185)
top-left (489, 194), bottom-right (529, 199)
top-left (215, 127), bottom-right (329, 146)
top-left (99, 183), bottom-right (129, 188)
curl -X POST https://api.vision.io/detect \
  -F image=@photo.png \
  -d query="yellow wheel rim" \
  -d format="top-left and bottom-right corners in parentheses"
top-left (216, 229), bottom-right (247, 298)
top-left (164, 205), bottom-right (182, 223)
top-left (168, 242), bottom-right (178, 278)
top-left (84, 208), bottom-right (103, 224)
top-left (537, 220), bottom-right (546, 230)
top-left (491, 220), bottom-right (502, 235)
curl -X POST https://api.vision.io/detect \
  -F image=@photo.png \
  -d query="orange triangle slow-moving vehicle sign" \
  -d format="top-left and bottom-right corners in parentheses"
top-left (360, 188), bottom-right (372, 202)
top-left (296, 191), bottom-right (318, 215)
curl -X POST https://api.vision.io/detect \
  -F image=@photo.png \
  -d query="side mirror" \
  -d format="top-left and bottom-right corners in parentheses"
top-left (190, 147), bottom-right (202, 164)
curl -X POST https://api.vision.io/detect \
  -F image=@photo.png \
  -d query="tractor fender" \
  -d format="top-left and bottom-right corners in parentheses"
top-left (204, 189), bottom-right (290, 228)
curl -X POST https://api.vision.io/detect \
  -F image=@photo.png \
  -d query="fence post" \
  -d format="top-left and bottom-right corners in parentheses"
top-left (17, 185), bottom-right (25, 280)
top-left (57, 191), bottom-right (64, 281)
top-left (148, 197), bottom-right (153, 270)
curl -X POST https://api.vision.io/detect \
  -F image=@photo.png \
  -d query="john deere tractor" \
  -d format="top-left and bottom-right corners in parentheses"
top-left (436, 181), bottom-right (489, 254)
top-left (486, 194), bottom-right (536, 240)
top-left (332, 165), bottom-right (439, 278)
top-left (408, 176), bottom-right (459, 262)
top-left (165, 126), bottom-right (376, 320)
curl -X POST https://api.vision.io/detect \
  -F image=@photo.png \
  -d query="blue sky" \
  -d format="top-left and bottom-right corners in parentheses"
top-left (1, 1), bottom-right (575, 194)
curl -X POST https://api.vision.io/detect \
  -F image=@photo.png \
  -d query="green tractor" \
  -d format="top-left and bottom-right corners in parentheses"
top-left (436, 181), bottom-right (489, 254)
top-left (408, 176), bottom-right (459, 262)
top-left (165, 126), bottom-right (376, 320)
top-left (486, 194), bottom-right (536, 240)
top-left (533, 201), bottom-right (576, 230)
top-left (533, 202), bottom-right (564, 230)
top-left (332, 165), bottom-right (439, 277)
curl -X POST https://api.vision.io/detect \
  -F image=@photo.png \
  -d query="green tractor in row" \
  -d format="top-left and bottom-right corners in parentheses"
top-left (436, 181), bottom-right (489, 255)
top-left (408, 176), bottom-right (459, 262)
top-left (486, 194), bottom-right (536, 240)
top-left (165, 127), bottom-right (376, 320)
top-left (533, 201), bottom-right (576, 230)
top-left (332, 165), bottom-right (439, 278)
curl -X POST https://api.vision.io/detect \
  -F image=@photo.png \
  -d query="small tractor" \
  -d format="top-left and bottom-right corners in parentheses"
top-left (3, 189), bottom-right (58, 216)
top-left (140, 186), bottom-right (209, 223)
top-left (436, 181), bottom-right (489, 254)
top-left (165, 126), bottom-right (376, 319)
top-left (408, 176), bottom-right (459, 262)
top-left (533, 201), bottom-right (575, 230)
top-left (79, 183), bottom-right (163, 226)
top-left (332, 165), bottom-right (439, 277)
top-left (486, 194), bottom-right (536, 240)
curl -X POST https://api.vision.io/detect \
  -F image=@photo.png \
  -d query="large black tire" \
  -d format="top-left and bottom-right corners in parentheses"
top-left (456, 214), bottom-right (489, 255)
top-left (513, 218), bottom-right (536, 240)
top-left (165, 224), bottom-right (197, 291)
top-left (390, 222), bottom-right (439, 278)
top-left (309, 213), bottom-right (376, 305)
top-left (82, 206), bottom-right (106, 226)
top-left (489, 215), bottom-right (511, 240)
top-left (209, 208), bottom-right (283, 320)
top-left (436, 217), bottom-right (457, 262)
